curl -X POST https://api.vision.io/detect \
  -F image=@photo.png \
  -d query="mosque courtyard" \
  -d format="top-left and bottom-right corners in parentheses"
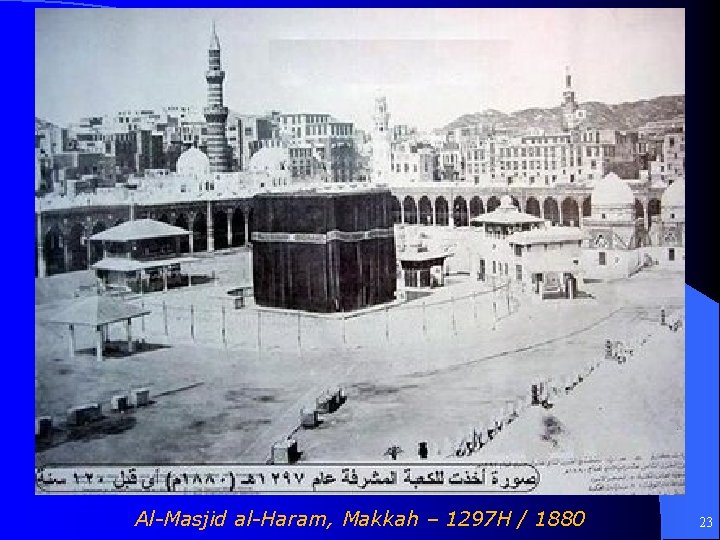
top-left (35, 248), bottom-right (684, 484)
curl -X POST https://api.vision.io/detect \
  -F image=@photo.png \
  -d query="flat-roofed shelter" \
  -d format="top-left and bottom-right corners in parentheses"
top-left (39, 295), bottom-right (150, 362)
top-left (90, 219), bottom-right (197, 293)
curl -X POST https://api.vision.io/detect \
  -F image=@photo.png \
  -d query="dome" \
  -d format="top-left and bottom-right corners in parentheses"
top-left (661, 178), bottom-right (685, 209)
top-left (248, 147), bottom-right (290, 173)
top-left (499, 195), bottom-right (514, 208)
top-left (591, 173), bottom-right (634, 208)
top-left (176, 147), bottom-right (209, 177)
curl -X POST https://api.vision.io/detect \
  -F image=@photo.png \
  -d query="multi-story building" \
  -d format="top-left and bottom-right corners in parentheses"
top-left (389, 141), bottom-right (436, 184)
top-left (278, 112), bottom-right (358, 182)
top-left (662, 132), bottom-right (685, 184)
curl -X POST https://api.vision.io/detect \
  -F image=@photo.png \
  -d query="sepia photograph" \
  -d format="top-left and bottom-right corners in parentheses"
top-left (34, 8), bottom-right (685, 494)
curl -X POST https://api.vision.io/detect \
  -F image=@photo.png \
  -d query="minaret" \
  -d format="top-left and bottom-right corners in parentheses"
top-left (371, 96), bottom-right (392, 182)
top-left (561, 65), bottom-right (580, 131)
top-left (204, 21), bottom-right (230, 173)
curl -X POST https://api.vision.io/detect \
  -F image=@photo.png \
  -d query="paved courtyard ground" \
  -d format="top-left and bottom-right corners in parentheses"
top-left (35, 250), bottom-right (684, 491)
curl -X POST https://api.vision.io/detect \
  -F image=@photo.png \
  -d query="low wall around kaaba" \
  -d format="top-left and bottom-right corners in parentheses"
top-left (252, 188), bottom-right (397, 313)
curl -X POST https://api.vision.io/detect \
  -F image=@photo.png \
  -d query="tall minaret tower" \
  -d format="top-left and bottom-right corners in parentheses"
top-left (561, 65), bottom-right (584, 132)
top-left (371, 96), bottom-right (392, 183)
top-left (204, 21), bottom-right (230, 173)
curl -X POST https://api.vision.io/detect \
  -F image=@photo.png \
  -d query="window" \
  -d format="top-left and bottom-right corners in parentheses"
top-left (514, 245), bottom-right (522, 257)
top-left (668, 248), bottom-right (675, 261)
top-left (516, 264), bottom-right (522, 281)
top-left (492, 261), bottom-right (497, 274)
top-left (599, 252), bottom-right (606, 266)
top-left (504, 263), bottom-right (508, 275)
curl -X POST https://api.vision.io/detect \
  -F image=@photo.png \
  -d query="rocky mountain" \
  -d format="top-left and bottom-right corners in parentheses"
top-left (441, 95), bottom-right (685, 134)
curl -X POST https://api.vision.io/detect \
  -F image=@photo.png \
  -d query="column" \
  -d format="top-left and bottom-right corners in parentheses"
top-left (163, 266), bottom-right (168, 292)
top-left (68, 324), bottom-right (75, 360)
top-left (126, 319), bottom-right (134, 354)
top-left (577, 198), bottom-right (584, 228)
top-left (63, 232), bottom-right (70, 272)
top-left (86, 230), bottom-right (92, 268)
top-left (400, 199), bottom-right (405, 224)
top-left (206, 201), bottom-right (214, 252)
top-left (36, 214), bottom-right (46, 278)
top-left (558, 204), bottom-right (564, 226)
top-left (95, 325), bottom-right (104, 362)
top-left (227, 209), bottom-right (233, 247)
top-left (189, 218), bottom-right (195, 253)
top-left (244, 211), bottom-right (250, 246)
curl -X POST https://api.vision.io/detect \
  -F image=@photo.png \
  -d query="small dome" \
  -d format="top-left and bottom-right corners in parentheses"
top-left (591, 172), bottom-right (634, 208)
top-left (499, 195), bottom-right (513, 208)
top-left (176, 147), bottom-right (209, 177)
top-left (661, 178), bottom-right (684, 208)
top-left (248, 147), bottom-right (289, 173)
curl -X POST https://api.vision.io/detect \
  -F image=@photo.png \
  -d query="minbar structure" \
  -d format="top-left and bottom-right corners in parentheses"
top-left (252, 188), bottom-right (397, 313)
top-left (204, 22), bottom-right (230, 173)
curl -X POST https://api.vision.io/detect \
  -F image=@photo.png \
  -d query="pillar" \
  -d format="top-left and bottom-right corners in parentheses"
top-left (36, 215), bottom-right (46, 278)
top-left (126, 319), bottom-right (134, 353)
top-left (68, 324), bottom-right (75, 360)
top-left (86, 235), bottom-right (91, 268)
top-left (63, 233), bottom-right (70, 272)
top-left (558, 204), bottom-right (564, 226)
top-left (244, 210), bottom-right (250, 246)
top-left (206, 201), bottom-right (214, 252)
top-left (400, 200), bottom-right (405, 224)
top-left (577, 198), bottom-right (584, 228)
top-left (189, 219), bottom-right (194, 253)
top-left (227, 210), bottom-right (233, 247)
top-left (163, 266), bottom-right (168, 292)
top-left (95, 325), bottom-right (104, 362)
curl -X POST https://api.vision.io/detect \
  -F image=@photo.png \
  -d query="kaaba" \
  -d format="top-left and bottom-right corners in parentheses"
top-left (252, 188), bottom-right (397, 313)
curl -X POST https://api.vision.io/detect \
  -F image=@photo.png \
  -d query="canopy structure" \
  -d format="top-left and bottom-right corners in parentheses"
top-left (39, 296), bottom-right (150, 362)
top-left (92, 256), bottom-right (200, 273)
top-left (89, 219), bottom-right (190, 242)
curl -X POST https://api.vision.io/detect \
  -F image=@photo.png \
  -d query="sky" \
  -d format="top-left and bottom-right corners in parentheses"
top-left (35, 8), bottom-right (685, 133)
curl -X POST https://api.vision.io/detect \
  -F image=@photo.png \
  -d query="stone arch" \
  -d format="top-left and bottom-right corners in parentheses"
top-left (435, 196), bottom-right (449, 226)
top-left (403, 195), bottom-right (417, 225)
top-left (418, 196), bottom-right (433, 225)
top-left (231, 208), bottom-right (245, 246)
top-left (561, 197), bottom-right (580, 227)
top-left (67, 223), bottom-right (87, 271)
top-left (469, 196), bottom-right (484, 218)
top-left (543, 197), bottom-right (560, 225)
top-left (453, 196), bottom-right (468, 226)
top-left (525, 196), bottom-right (541, 217)
top-left (582, 196), bottom-right (592, 217)
top-left (213, 209), bottom-right (228, 250)
top-left (487, 196), bottom-right (501, 213)
top-left (43, 225), bottom-right (65, 276)
top-left (390, 196), bottom-right (401, 224)
top-left (175, 213), bottom-right (190, 253)
top-left (89, 221), bottom-right (106, 264)
top-left (193, 212), bottom-right (207, 252)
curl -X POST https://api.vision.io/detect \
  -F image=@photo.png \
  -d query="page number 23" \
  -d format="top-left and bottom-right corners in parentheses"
top-left (700, 516), bottom-right (713, 528)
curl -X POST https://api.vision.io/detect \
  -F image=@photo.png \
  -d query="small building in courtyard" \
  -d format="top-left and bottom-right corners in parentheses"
top-left (508, 227), bottom-right (584, 299)
top-left (468, 195), bottom-right (546, 281)
top-left (580, 173), bottom-right (643, 280)
top-left (90, 219), bottom-right (198, 294)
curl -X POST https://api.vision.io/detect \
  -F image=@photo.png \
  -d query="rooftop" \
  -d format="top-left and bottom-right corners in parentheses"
top-left (470, 195), bottom-right (545, 226)
top-left (89, 219), bottom-right (190, 242)
top-left (508, 227), bottom-right (585, 245)
top-left (92, 256), bottom-right (200, 272)
top-left (38, 295), bottom-right (150, 327)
